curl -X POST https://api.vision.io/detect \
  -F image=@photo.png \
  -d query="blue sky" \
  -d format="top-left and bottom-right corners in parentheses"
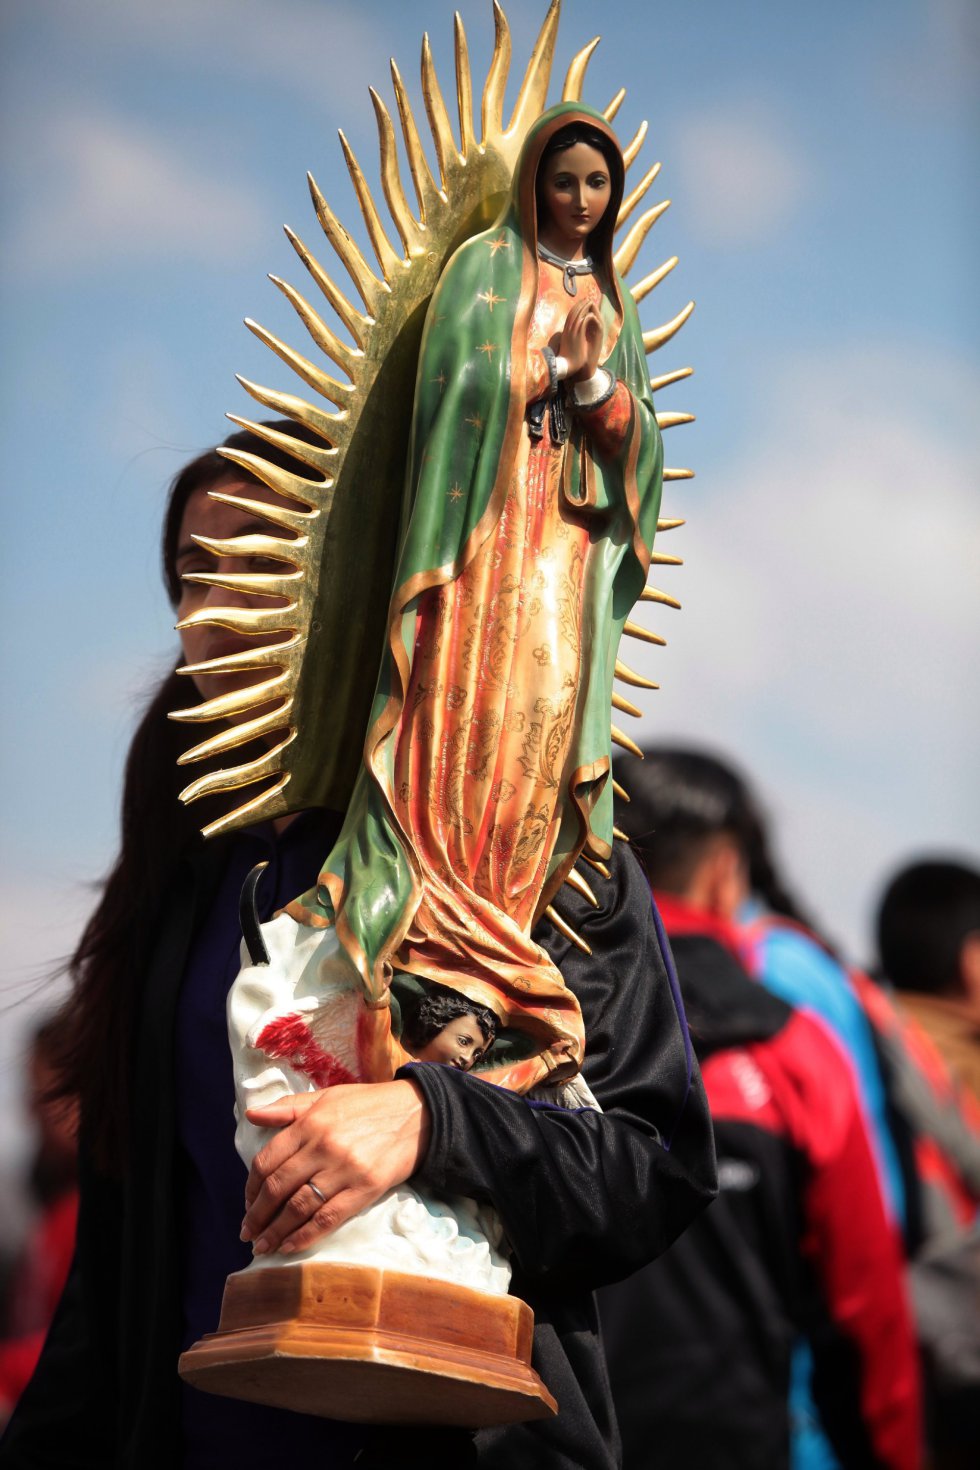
top-left (1, 0), bottom-right (978, 1140)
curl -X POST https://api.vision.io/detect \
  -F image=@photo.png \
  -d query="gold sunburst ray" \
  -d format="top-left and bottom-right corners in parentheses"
top-left (177, 637), bottom-right (300, 678)
top-left (623, 621), bottom-right (667, 647)
top-left (170, 675), bottom-right (292, 726)
top-left (545, 904), bottom-right (592, 955)
top-left (631, 256), bottom-right (678, 304)
top-left (614, 659), bottom-right (659, 691)
top-left (174, 0), bottom-right (694, 835)
top-left (564, 868), bottom-right (599, 907)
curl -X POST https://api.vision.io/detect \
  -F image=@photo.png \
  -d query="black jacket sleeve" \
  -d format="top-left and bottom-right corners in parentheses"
top-left (402, 843), bottom-right (717, 1291)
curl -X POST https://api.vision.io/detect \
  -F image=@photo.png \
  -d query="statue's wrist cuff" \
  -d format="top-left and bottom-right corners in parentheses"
top-left (572, 367), bottom-right (615, 411)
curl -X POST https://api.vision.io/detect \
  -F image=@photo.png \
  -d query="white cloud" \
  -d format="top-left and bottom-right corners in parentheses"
top-left (20, 0), bottom-right (387, 118)
top-left (5, 104), bottom-right (266, 275)
top-left (876, 0), bottom-right (980, 113)
top-left (672, 101), bottom-right (810, 247)
top-left (629, 340), bottom-right (980, 956)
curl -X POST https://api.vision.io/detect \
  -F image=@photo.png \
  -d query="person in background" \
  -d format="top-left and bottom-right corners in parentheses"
top-left (877, 860), bottom-right (980, 1105)
top-left (599, 746), bottom-right (922, 1470)
top-left (874, 859), bottom-right (980, 1469)
top-left (0, 1016), bottom-right (79, 1424)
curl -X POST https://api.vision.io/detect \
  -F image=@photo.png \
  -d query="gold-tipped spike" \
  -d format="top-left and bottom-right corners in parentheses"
top-left (222, 413), bottom-right (336, 481)
top-left (307, 173), bottom-right (382, 313)
top-left (454, 13), bottom-right (475, 159)
top-left (245, 319), bottom-right (354, 412)
top-left (545, 904), bottom-right (592, 955)
top-left (623, 620), bottom-right (667, 646)
top-left (269, 276), bottom-right (360, 379)
top-left (218, 443), bottom-right (329, 510)
top-left (564, 868), bottom-right (599, 908)
top-left (631, 257), bottom-right (678, 305)
top-left (561, 35), bottom-right (600, 101)
top-left (338, 130), bottom-right (401, 284)
top-left (615, 659), bottom-right (659, 691)
top-left (507, 0), bottom-right (561, 137)
top-left (199, 775), bottom-right (292, 840)
top-left (368, 89), bottom-right (423, 256)
top-left (188, 529), bottom-right (303, 563)
top-left (613, 200), bottom-right (671, 276)
top-left (231, 381), bottom-right (344, 454)
top-left (617, 162), bottom-right (662, 231)
top-left (611, 724), bottom-right (643, 758)
top-left (643, 300), bottom-right (695, 354)
top-left (650, 365), bottom-right (694, 395)
top-left (656, 412), bottom-right (695, 431)
top-left (656, 516), bottom-right (685, 532)
top-left (481, 1), bottom-right (511, 140)
top-left (612, 779), bottom-right (630, 803)
top-left (612, 691), bottom-right (642, 719)
top-left (604, 88), bottom-right (626, 122)
top-left (662, 468), bottom-right (695, 483)
top-left (182, 569), bottom-right (301, 600)
top-left (390, 60), bottom-right (438, 218)
top-left (283, 227), bottom-right (368, 347)
top-left (208, 489), bottom-right (313, 539)
top-left (640, 586), bottom-right (682, 610)
top-left (177, 706), bottom-right (294, 766)
top-left (613, 826), bottom-right (630, 842)
top-left (583, 855), bottom-right (611, 880)
top-left (623, 119), bottom-right (648, 169)
top-left (421, 32), bottom-right (457, 182)
top-left (178, 636), bottom-right (300, 678)
top-left (176, 603), bottom-right (295, 638)
top-left (169, 673), bottom-right (292, 725)
top-left (651, 549), bottom-right (684, 565)
top-left (179, 741), bottom-right (293, 805)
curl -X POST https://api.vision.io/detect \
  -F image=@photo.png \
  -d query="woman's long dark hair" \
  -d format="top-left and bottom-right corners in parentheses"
top-left (52, 422), bottom-right (314, 1170)
top-left (615, 746), bottom-right (827, 940)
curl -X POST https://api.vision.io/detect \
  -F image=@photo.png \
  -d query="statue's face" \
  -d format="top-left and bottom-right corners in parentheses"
top-left (413, 1017), bottom-right (491, 1071)
top-left (175, 478), bottom-right (293, 709)
top-left (536, 141), bottom-right (611, 257)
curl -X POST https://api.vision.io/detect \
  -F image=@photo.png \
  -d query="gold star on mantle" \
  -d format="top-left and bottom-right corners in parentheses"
top-left (478, 289), bottom-right (506, 313)
top-left (448, 484), bottom-right (464, 502)
top-left (431, 371), bottom-right (447, 388)
top-left (476, 341), bottom-right (498, 359)
top-left (465, 414), bottom-right (484, 431)
top-left (488, 234), bottom-right (510, 256)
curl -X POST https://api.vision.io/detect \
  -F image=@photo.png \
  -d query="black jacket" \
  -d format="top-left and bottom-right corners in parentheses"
top-left (2, 841), bottom-right (715, 1469)
top-left (599, 928), bottom-right (920, 1470)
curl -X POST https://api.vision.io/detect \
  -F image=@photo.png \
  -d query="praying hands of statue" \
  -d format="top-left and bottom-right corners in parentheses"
top-left (239, 1078), bottom-right (431, 1257)
top-left (558, 297), bottom-right (604, 381)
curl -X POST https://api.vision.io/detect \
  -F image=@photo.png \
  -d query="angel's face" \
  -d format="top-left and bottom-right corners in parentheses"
top-left (175, 479), bottom-right (294, 710)
top-left (413, 1018), bottom-right (491, 1071)
top-left (536, 142), bottom-right (611, 259)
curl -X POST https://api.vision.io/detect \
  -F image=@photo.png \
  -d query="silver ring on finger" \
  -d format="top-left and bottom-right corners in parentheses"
top-left (309, 1180), bottom-right (328, 1207)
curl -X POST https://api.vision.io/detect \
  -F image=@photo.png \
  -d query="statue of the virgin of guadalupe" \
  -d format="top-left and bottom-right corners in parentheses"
top-left (260, 102), bottom-right (664, 1095)
top-left (179, 41), bottom-right (689, 1418)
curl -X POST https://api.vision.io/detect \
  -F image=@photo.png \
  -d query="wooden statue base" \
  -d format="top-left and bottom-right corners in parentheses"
top-left (178, 1261), bottom-right (557, 1427)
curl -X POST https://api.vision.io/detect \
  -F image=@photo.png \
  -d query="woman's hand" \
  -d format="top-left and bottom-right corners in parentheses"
top-left (240, 1078), bottom-right (431, 1257)
top-left (558, 299), bottom-right (604, 381)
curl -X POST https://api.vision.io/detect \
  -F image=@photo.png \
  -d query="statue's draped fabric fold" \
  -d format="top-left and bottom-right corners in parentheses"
top-left (287, 104), bottom-right (664, 1086)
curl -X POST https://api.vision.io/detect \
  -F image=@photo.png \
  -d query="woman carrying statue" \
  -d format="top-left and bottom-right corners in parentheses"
top-left (1, 106), bottom-right (712, 1470)
top-left (283, 102), bottom-right (665, 1101)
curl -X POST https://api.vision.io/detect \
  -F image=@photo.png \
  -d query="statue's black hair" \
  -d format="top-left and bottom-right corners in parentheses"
top-left (400, 981), bottom-right (498, 1054)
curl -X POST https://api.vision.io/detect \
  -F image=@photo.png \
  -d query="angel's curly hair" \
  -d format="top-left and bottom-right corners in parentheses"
top-left (400, 982), bottom-right (498, 1054)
